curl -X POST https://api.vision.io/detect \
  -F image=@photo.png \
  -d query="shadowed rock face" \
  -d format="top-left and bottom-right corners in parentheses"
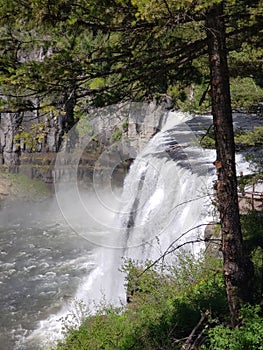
top-left (0, 113), bottom-right (22, 168)
top-left (0, 101), bottom-right (170, 184)
top-left (204, 221), bottom-right (222, 258)
top-left (0, 111), bottom-right (64, 170)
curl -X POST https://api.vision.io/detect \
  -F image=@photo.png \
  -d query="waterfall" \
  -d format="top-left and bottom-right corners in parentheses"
top-left (115, 110), bottom-right (213, 263)
top-left (72, 110), bottom-right (213, 308)
top-left (21, 108), bottom-right (214, 349)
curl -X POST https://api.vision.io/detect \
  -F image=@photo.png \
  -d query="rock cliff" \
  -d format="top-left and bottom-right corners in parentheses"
top-left (0, 99), bottom-right (172, 185)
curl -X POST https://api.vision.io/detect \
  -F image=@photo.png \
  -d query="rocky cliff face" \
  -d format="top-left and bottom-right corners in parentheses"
top-left (0, 101), bottom-right (75, 178)
top-left (0, 113), bottom-right (22, 168)
top-left (0, 99), bottom-right (172, 185)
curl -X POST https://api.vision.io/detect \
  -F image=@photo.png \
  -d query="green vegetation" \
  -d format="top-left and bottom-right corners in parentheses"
top-left (0, 170), bottom-right (50, 202)
top-left (201, 305), bottom-right (263, 350)
top-left (50, 209), bottom-right (263, 350)
top-left (52, 226), bottom-right (263, 350)
top-left (111, 126), bottom-right (123, 142)
top-left (199, 126), bottom-right (263, 149)
top-left (230, 77), bottom-right (263, 112)
top-left (14, 122), bottom-right (48, 152)
top-left (0, 0), bottom-right (262, 116)
top-left (235, 126), bottom-right (263, 148)
top-left (168, 82), bottom-right (210, 113)
top-left (168, 77), bottom-right (263, 114)
top-left (53, 253), bottom-right (227, 350)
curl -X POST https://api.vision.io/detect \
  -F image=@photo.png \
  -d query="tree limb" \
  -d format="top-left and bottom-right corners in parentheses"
top-left (180, 310), bottom-right (210, 350)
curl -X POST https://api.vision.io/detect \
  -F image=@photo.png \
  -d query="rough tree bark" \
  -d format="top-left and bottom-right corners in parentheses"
top-left (206, 2), bottom-right (253, 327)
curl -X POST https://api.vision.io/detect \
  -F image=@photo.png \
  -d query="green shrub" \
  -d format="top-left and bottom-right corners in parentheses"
top-left (198, 125), bottom-right (263, 149)
top-left (241, 211), bottom-right (263, 303)
top-left (230, 77), bottom-right (263, 111)
top-left (111, 126), bottom-right (122, 142)
top-left (53, 253), bottom-right (228, 350)
top-left (235, 126), bottom-right (263, 148)
top-left (201, 305), bottom-right (263, 350)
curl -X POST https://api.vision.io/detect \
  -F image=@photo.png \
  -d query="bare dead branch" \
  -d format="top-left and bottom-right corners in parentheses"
top-left (180, 310), bottom-right (210, 350)
top-left (136, 224), bottom-right (221, 277)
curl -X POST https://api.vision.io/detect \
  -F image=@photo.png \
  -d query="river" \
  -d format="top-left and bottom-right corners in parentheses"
top-left (0, 195), bottom-right (113, 349)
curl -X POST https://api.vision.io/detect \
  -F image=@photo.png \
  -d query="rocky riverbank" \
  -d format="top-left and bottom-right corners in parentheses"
top-left (0, 172), bottom-right (10, 200)
top-left (0, 170), bottom-right (51, 205)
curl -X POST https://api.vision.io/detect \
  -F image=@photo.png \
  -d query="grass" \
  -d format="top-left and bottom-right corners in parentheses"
top-left (0, 169), bottom-right (51, 202)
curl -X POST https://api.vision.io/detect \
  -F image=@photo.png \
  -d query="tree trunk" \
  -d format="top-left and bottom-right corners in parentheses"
top-left (206, 3), bottom-right (252, 327)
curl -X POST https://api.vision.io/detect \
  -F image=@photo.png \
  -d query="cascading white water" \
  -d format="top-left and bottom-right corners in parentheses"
top-left (20, 109), bottom-right (215, 349)
top-left (61, 110), bottom-right (214, 314)
top-left (115, 110), bottom-right (213, 264)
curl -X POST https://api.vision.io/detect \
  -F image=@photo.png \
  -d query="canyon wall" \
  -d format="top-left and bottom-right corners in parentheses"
top-left (0, 100), bottom-right (172, 185)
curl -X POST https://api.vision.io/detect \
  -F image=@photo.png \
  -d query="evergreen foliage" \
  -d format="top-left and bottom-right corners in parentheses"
top-left (0, 0), bottom-right (262, 114)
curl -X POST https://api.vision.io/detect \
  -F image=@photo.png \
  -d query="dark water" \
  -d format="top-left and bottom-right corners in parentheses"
top-left (0, 199), bottom-right (94, 349)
